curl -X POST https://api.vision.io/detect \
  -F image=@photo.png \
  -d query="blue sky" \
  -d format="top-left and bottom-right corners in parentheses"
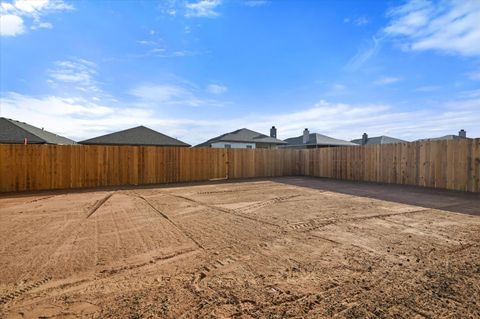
top-left (1, 0), bottom-right (479, 144)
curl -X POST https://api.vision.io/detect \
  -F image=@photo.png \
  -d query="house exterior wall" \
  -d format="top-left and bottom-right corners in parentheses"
top-left (256, 143), bottom-right (280, 149)
top-left (211, 142), bottom-right (256, 149)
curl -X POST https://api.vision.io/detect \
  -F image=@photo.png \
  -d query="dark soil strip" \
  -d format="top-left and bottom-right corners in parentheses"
top-left (27, 195), bottom-right (56, 204)
top-left (86, 193), bottom-right (114, 218)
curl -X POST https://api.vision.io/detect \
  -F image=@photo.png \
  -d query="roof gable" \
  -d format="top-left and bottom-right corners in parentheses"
top-left (79, 126), bottom-right (190, 147)
top-left (415, 135), bottom-right (471, 142)
top-left (195, 128), bottom-right (286, 147)
top-left (284, 133), bottom-right (357, 147)
top-left (0, 118), bottom-right (76, 144)
top-left (351, 135), bottom-right (407, 145)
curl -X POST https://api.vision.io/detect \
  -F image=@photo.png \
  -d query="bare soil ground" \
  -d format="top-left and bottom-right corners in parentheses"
top-left (1, 178), bottom-right (479, 318)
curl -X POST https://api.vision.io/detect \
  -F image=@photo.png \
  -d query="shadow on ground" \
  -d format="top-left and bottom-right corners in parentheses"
top-left (275, 176), bottom-right (480, 216)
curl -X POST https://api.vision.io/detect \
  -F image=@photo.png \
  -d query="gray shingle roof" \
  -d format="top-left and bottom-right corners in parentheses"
top-left (195, 128), bottom-right (286, 147)
top-left (0, 117), bottom-right (76, 144)
top-left (284, 133), bottom-right (357, 147)
top-left (351, 135), bottom-right (407, 145)
top-left (79, 126), bottom-right (190, 147)
top-left (415, 135), bottom-right (470, 142)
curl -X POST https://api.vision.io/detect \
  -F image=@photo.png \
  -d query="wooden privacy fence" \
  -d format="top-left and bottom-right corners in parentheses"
top-left (0, 145), bottom-right (302, 192)
top-left (303, 138), bottom-right (480, 193)
top-left (0, 139), bottom-right (479, 193)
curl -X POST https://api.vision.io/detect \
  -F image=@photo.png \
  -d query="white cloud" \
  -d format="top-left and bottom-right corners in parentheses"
top-left (331, 84), bottom-right (346, 91)
top-left (130, 83), bottom-right (224, 107)
top-left (47, 58), bottom-right (101, 94)
top-left (133, 47), bottom-right (200, 58)
top-left (0, 0), bottom-right (73, 36)
top-left (467, 70), bottom-right (480, 80)
top-left (185, 0), bottom-right (222, 18)
top-left (414, 85), bottom-right (440, 92)
top-left (2, 90), bottom-right (479, 144)
top-left (0, 14), bottom-right (24, 36)
top-left (158, 0), bottom-right (178, 16)
top-left (243, 0), bottom-right (269, 7)
top-left (31, 21), bottom-right (52, 29)
top-left (354, 16), bottom-right (369, 26)
top-left (346, 36), bottom-right (382, 70)
top-left (374, 76), bottom-right (402, 85)
top-left (207, 84), bottom-right (227, 94)
top-left (384, 0), bottom-right (480, 56)
top-left (344, 16), bottom-right (369, 26)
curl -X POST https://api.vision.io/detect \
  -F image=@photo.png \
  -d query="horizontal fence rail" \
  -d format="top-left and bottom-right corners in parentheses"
top-left (0, 139), bottom-right (479, 193)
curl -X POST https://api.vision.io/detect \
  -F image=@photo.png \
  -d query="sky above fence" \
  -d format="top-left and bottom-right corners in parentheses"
top-left (1, 0), bottom-right (479, 144)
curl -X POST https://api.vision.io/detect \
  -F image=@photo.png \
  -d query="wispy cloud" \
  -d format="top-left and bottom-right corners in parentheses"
top-left (384, 0), bottom-right (480, 56)
top-left (467, 70), bottom-right (480, 80)
top-left (133, 48), bottom-right (200, 58)
top-left (344, 16), bottom-right (369, 26)
top-left (207, 84), bottom-right (227, 94)
top-left (185, 0), bottom-right (222, 18)
top-left (243, 0), bottom-right (270, 7)
top-left (374, 76), bottom-right (402, 85)
top-left (414, 85), bottom-right (440, 92)
top-left (158, 0), bottom-right (178, 16)
top-left (130, 83), bottom-right (225, 107)
top-left (346, 36), bottom-right (382, 70)
top-left (0, 0), bottom-right (73, 36)
top-left (47, 58), bottom-right (101, 94)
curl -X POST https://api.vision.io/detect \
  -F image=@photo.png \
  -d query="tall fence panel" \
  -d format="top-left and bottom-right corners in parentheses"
top-left (305, 139), bottom-right (480, 192)
top-left (0, 145), bottom-right (229, 192)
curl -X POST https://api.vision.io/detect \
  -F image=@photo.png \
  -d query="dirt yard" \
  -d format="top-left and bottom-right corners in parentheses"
top-left (1, 177), bottom-right (479, 318)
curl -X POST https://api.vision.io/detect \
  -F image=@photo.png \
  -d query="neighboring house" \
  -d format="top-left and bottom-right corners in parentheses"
top-left (351, 133), bottom-right (407, 145)
top-left (195, 127), bottom-right (286, 149)
top-left (416, 129), bottom-right (470, 142)
top-left (282, 128), bottom-right (357, 149)
top-left (0, 117), bottom-right (76, 145)
top-left (79, 126), bottom-right (190, 147)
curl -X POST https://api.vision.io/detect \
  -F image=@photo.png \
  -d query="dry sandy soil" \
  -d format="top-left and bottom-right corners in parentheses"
top-left (0, 177), bottom-right (479, 318)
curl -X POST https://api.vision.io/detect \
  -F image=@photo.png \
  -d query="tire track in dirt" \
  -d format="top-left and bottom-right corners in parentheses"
top-left (287, 208), bottom-right (431, 232)
top-left (195, 185), bottom-right (280, 195)
top-left (133, 193), bottom-right (206, 250)
top-left (192, 253), bottom-right (241, 292)
top-left (164, 193), bottom-right (282, 228)
top-left (99, 247), bottom-right (200, 276)
top-left (36, 192), bottom-right (116, 275)
top-left (86, 193), bottom-right (114, 218)
top-left (0, 277), bottom-right (52, 305)
top-left (234, 195), bottom-right (301, 214)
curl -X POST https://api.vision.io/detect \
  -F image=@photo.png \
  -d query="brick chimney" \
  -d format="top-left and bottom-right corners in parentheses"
top-left (362, 133), bottom-right (368, 145)
top-left (270, 126), bottom-right (277, 138)
top-left (303, 128), bottom-right (309, 144)
top-left (459, 129), bottom-right (466, 138)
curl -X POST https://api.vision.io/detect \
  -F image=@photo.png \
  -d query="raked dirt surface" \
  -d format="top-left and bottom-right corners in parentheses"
top-left (0, 179), bottom-right (479, 318)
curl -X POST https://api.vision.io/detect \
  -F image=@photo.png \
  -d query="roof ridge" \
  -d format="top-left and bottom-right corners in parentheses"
top-left (3, 118), bottom-right (47, 143)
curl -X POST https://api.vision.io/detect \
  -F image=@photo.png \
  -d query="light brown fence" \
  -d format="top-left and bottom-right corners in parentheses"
top-left (0, 139), bottom-right (479, 193)
top-left (0, 145), bottom-right (302, 192)
top-left (303, 139), bottom-right (480, 192)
